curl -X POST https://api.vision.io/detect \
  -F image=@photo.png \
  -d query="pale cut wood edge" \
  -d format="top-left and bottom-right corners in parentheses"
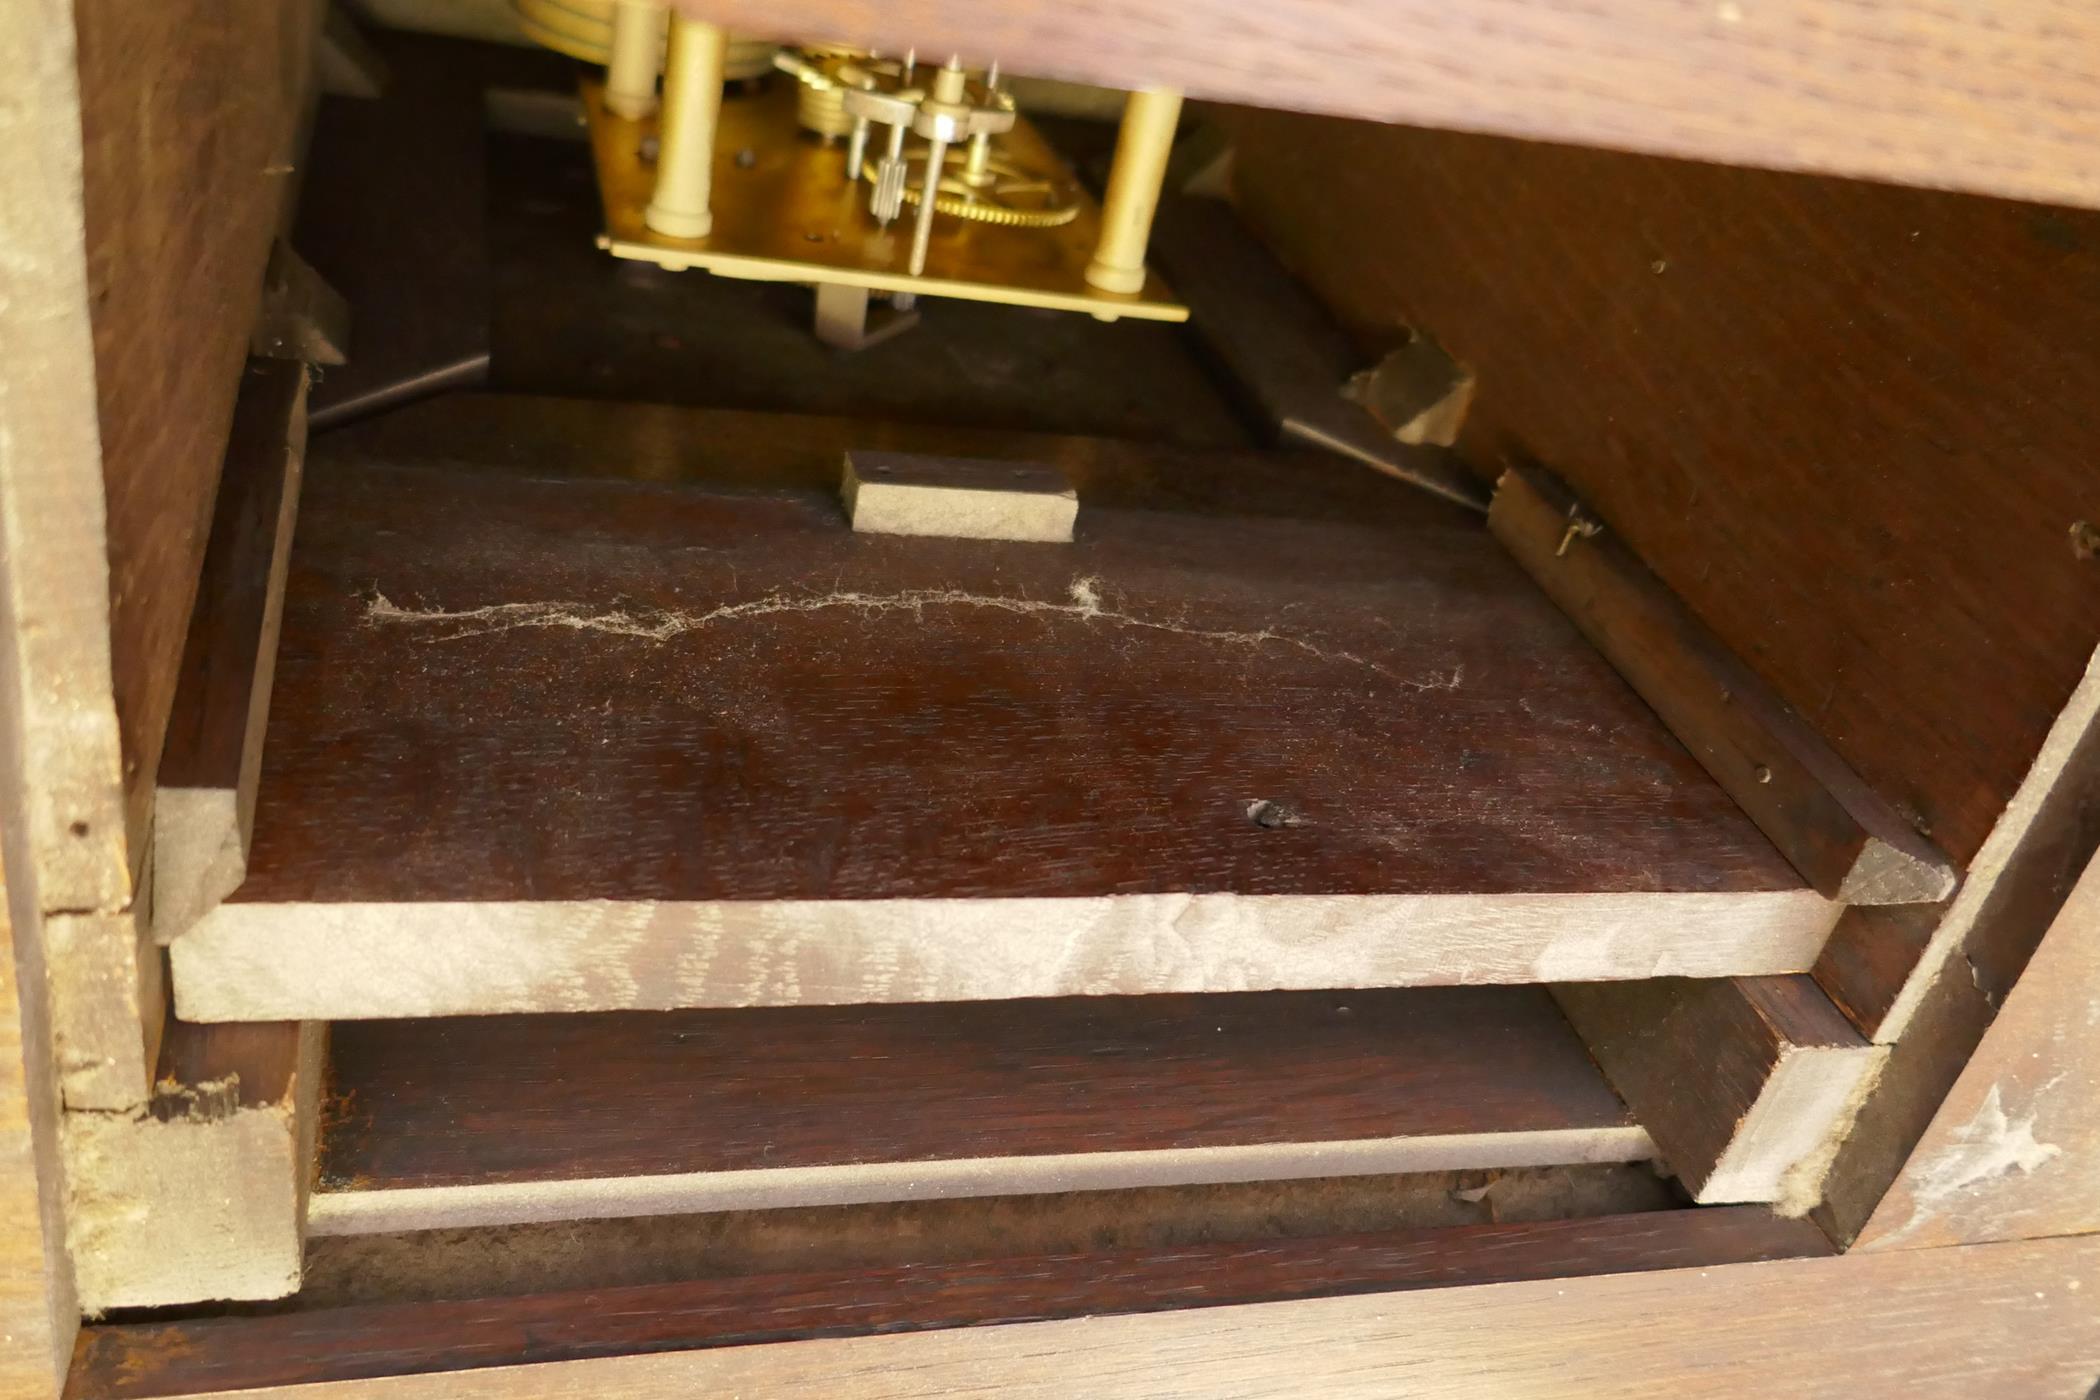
top-left (1814, 646), bottom-right (2100, 1244)
top-left (154, 363), bottom-right (309, 944)
top-left (1856, 846), bottom-right (2100, 1251)
top-left (681, 0), bottom-right (2100, 212)
top-left (0, 0), bottom-right (132, 914)
top-left (1491, 465), bottom-right (1953, 906)
top-left (1554, 976), bottom-right (1880, 1211)
top-left (77, 1232), bottom-right (2100, 1399)
top-left (1, 851), bottom-right (79, 1399)
top-left (62, 1019), bottom-right (323, 1313)
top-left (167, 890), bottom-right (1839, 1021)
top-left (308, 1125), bottom-right (1659, 1238)
top-left (842, 453), bottom-right (1078, 542)
top-left (45, 906), bottom-right (162, 1110)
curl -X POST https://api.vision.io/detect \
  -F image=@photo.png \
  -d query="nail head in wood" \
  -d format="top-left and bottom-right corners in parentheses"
top-left (1490, 463), bottom-right (1956, 905)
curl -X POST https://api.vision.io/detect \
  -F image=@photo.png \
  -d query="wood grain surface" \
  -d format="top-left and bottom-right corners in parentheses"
top-left (1492, 465), bottom-right (1951, 904)
top-left (1556, 975), bottom-right (1880, 1208)
top-left (71, 1208), bottom-right (1828, 1398)
top-left (0, 857), bottom-right (75, 1400)
top-left (76, 0), bottom-right (321, 874)
top-left (67, 1231), bottom-right (2100, 1400)
top-left (1228, 114), bottom-right (2100, 872)
top-left (1816, 648), bottom-right (2100, 1242)
top-left (297, 32), bottom-right (491, 428)
top-left (0, 0), bottom-right (131, 917)
top-left (1147, 199), bottom-right (1488, 512)
top-left (1859, 846), bottom-right (2100, 1251)
top-left (670, 0), bottom-right (2100, 209)
top-left (311, 989), bottom-right (1649, 1231)
top-left (170, 441), bottom-right (1832, 1019)
top-left (1810, 904), bottom-right (1944, 1040)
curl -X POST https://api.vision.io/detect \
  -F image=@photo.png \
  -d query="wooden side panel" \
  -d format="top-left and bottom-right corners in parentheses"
top-left (0, 858), bottom-right (75, 1399)
top-left (672, 0), bottom-right (2100, 209)
top-left (1557, 976), bottom-right (1880, 1209)
top-left (1859, 848), bottom-right (2100, 1250)
top-left (66, 1232), bottom-right (2100, 1400)
top-left (1227, 113), bottom-right (2100, 871)
top-left (1491, 465), bottom-right (1950, 904)
top-left (71, 1209), bottom-right (1829, 1398)
top-left (74, 0), bottom-right (321, 870)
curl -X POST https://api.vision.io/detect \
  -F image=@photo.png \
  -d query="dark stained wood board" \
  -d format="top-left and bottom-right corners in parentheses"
top-left (168, 437), bottom-right (1834, 1019)
top-left (69, 1208), bottom-right (1829, 1398)
top-left (296, 32), bottom-right (493, 428)
top-left (1555, 975), bottom-right (1878, 1207)
top-left (1226, 112), bottom-right (2100, 871)
top-left (669, 0), bottom-right (2100, 211)
top-left (310, 989), bottom-right (1648, 1230)
top-left (1490, 465), bottom-right (1950, 905)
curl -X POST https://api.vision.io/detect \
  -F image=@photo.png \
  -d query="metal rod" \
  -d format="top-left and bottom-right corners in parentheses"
top-left (643, 16), bottom-right (728, 239)
top-left (909, 135), bottom-right (948, 275)
top-left (603, 0), bottom-right (667, 120)
top-left (846, 116), bottom-right (870, 182)
top-left (1085, 87), bottom-right (1184, 294)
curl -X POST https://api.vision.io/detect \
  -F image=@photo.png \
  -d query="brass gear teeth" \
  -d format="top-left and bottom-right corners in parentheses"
top-left (861, 159), bottom-right (1081, 228)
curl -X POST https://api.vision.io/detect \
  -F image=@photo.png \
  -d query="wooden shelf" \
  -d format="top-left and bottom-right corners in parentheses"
top-left (166, 404), bottom-right (1835, 1020)
top-left (308, 987), bottom-right (1652, 1234)
top-left (77, 1208), bottom-right (1828, 1397)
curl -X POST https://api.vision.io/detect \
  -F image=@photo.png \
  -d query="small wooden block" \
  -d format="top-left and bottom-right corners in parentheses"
top-left (1556, 975), bottom-right (1884, 1209)
top-left (842, 452), bottom-right (1077, 542)
top-left (62, 1019), bottom-right (324, 1311)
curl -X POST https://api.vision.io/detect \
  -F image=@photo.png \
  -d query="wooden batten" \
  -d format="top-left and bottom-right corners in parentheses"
top-left (1556, 976), bottom-right (1882, 1210)
top-left (1810, 904), bottom-right (1944, 1041)
top-left (154, 360), bottom-right (310, 943)
top-left (1491, 465), bottom-right (1953, 906)
top-left (73, 1209), bottom-right (1828, 1398)
top-left (308, 989), bottom-right (1655, 1235)
top-left (62, 1018), bottom-right (323, 1313)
